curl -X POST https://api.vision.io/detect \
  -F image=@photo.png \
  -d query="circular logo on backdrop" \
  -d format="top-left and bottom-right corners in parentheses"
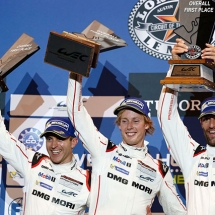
top-left (18, 127), bottom-right (44, 151)
top-left (128, 0), bottom-right (180, 60)
top-left (8, 197), bottom-right (23, 215)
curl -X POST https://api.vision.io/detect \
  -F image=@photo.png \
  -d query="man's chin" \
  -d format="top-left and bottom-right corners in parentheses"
top-left (207, 141), bottom-right (215, 147)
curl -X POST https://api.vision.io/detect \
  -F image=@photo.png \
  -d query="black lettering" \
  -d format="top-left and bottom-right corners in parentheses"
top-left (166, 45), bottom-right (172, 54)
top-left (32, 189), bottom-right (37, 195)
top-left (37, 191), bottom-right (44, 198)
top-left (113, 174), bottom-right (122, 182)
top-left (107, 172), bottom-right (113, 178)
top-left (70, 52), bottom-right (80, 59)
top-left (107, 172), bottom-right (128, 185)
top-left (143, 36), bottom-right (151, 45)
top-left (60, 200), bottom-right (66, 206)
top-left (52, 197), bottom-right (60, 204)
top-left (58, 48), bottom-right (71, 56)
top-left (194, 180), bottom-right (208, 187)
top-left (122, 179), bottom-right (128, 185)
top-left (132, 181), bottom-right (152, 194)
top-left (66, 202), bottom-right (75, 209)
top-left (211, 181), bottom-right (215, 186)
top-left (152, 42), bottom-right (161, 50)
top-left (132, 181), bottom-right (140, 188)
top-left (194, 180), bottom-right (199, 185)
top-left (145, 187), bottom-right (152, 194)
top-left (79, 55), bottom-right (88, 61)
top-left (44, 194), bottom-right (50, 200)
top-left (32, 189), bottom-right (50, 200)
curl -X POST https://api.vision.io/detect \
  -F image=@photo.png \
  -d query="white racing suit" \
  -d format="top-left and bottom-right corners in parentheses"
top-left (158, 85), bottom-right (215, 215)
top-left (0, 114), bottom-right (90, 215)
top-left (67, 76), bottom-right (186, 215)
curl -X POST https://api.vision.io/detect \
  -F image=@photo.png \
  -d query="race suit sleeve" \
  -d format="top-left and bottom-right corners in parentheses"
top-left (0, 113), bottom-right (34, 177)
top-left (157, 169), bottom-right (187, 215)
top-left (66, 74), bottom-right (110, 159)
top-left (157, 81), bottom-right (200, 178)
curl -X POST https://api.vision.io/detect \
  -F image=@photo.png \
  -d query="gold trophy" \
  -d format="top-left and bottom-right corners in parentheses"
top-left (160, 0), bottom-right (215, 92)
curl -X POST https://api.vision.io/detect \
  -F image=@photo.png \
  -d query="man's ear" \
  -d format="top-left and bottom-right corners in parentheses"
top-left (71, 137), bottom-right (78, 149)
top-left (145, 123), bottom-right (149, 130)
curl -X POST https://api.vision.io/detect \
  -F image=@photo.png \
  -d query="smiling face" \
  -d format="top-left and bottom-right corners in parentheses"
top-left (45, 135), bottom-right (78, 164)
top-left (200, 115), bottom-right (215, 147)
top-left (118, 109), bottom-right (149, 148)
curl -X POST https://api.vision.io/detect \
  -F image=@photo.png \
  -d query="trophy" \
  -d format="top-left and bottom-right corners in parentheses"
top-left (160, 0), bottom-right (215, 92)
top-left (44, 20), bottom-right (127, 77)
top-left (0, 33), bottom-right (40, 92)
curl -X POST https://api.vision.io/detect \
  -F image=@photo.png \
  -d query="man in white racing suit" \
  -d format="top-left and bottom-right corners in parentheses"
top-left (158, 38), bottom-right (215, 215)
top-left (66, 73), bottom-right (186, 215)
top-left (0, 116), bottom-right (90, 215)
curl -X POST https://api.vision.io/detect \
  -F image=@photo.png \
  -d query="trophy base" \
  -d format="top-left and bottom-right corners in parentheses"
top-left (160, 77), bottom-right (215, 92)
top-left (161, 59), bottom-right (215, 92)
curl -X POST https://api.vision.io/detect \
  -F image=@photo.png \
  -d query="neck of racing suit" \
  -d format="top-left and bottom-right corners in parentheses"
top-left (118, 142), bottom-right (148, 159)
top-left (50, 156), bottom-right (77, 174)
top-left (206, 144), bottom-right (215, 156)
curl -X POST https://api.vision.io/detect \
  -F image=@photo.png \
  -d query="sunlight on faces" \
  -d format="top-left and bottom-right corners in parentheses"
top-left (117, 109), bottom-right (149, 148)
top-left (46, 135), bottom-right (78, 164)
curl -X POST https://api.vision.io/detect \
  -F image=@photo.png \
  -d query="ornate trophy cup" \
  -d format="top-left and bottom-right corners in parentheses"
top-left (44, 20), bottom-right (127, 77)
top-left (0, 33), bottom-right (40, 92)
top-left (160, 0), bottom-right (215, 92)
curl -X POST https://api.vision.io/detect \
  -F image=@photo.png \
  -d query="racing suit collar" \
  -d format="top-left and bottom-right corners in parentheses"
top-left (206, 144), bottom-right (215, 156)
top-left (118, 141), bottom-right (148, 159)
top-left (51, 156), bottom-right (77, 174)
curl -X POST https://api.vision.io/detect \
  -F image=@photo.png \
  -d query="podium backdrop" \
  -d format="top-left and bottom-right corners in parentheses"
top-left (1, 1), bottom-right (214, 214)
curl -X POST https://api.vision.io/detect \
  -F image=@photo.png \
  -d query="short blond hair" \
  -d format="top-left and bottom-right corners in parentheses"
top-left (115, 109), bottom-right (155, 135)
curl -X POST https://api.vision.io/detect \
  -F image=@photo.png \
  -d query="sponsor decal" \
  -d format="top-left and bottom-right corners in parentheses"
top-left (52, 196), bottom-right (75, 209)
top-left (132, 181), bottom-right (152, 194)
top-left (139, 175), bottom-right (154, 182)
top-left (196, 171), bottom-right (208, 177)
top-left (110, 164), bottom-right (129, 175)
top-left (61, 189), bottom-right (78, 197)
top-left (198, 163), bottom-right (209, 168)
top-left (41, 165), bottom-right (54, 172)
top-left (116, 150), bottom-right (132, 159)
top-left (113, 156), bottom-right (131, 167)
top-left (201, 156), bottom-right (210, 160)
top-left (59, 175), bottom-right (83, 192)
top-left (18, 127), bottom-right (44, 151)
top-left (107, 172), bottom-right (153, 194)
top-left (121, 99), bottom-right (144, 109)
top-left (194, 180), bottom-right (215, 187)
top-left (8, 197), bottom-right (23, 215)
top-left (36, 180), bottom-right (53, 191)
top-left (137, 160), bottom-right (156, 178)
top-left (46, 119), bottom-right (69, 130)
top-left (128, 0), bottom-right (179, 60)
top-left (32, 189), bottom-right (75, 209)
top-left (38, 172), bottom-right (56, 182)
top-left (107, 172), bottom-right (128, 185)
